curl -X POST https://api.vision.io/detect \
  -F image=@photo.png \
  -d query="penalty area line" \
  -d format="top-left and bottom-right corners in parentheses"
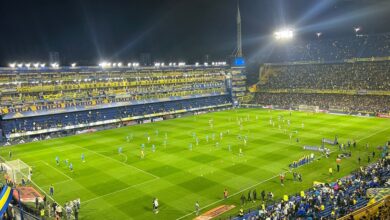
top-left (42, 179), bottom-right (73, 189)
top-left (76, 145), bottom-right (159, 179)
top-left (38, 160), bottom-right (73, 180)
top-left (82, 178), bottom-right (159, 204)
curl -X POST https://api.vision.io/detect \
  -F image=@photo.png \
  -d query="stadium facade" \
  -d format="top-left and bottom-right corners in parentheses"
top-left (0, 63), bottom-right (246, 143)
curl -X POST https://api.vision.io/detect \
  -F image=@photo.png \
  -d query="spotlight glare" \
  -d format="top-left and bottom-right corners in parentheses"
top-left (274, 28), bottom-right (294, 40)
top-left (51, 63), bottom-right (59, 68)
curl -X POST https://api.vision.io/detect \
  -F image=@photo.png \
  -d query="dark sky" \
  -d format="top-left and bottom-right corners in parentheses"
top-left (0, 0), bottom-right (389, 66)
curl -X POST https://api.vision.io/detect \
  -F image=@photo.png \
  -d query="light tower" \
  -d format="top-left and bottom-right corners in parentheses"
top-left (230, 0), bottom-right (246, 106)
top-left (236, 1), bottom-right (243, 57)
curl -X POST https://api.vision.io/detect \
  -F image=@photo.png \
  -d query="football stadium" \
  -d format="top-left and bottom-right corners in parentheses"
top-left (0, 0), bottom-right (390, 220)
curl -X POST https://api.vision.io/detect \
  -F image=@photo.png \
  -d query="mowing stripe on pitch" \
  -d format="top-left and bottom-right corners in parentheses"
top-left (75, 145), bottom-right (159, 179)
top-left (38, 160), bottom-right (73, 180)
top-left (82, 178), bottom-right (159, 204)
top-left (175, 150), bottom-right (335, 220)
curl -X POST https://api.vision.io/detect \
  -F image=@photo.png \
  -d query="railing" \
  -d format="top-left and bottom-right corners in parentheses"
top-left (337, 195), bottom-right (390, 220)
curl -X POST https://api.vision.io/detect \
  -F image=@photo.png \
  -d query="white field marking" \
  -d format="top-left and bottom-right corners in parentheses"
top-left (119, 153), bottom-right (128, 163)
top-left (82, 178), bottom-right (159, 204)
top-left (175, 113), bottom-right (388, 219)
top-left (75, 145), bottom-right (159, 179)
top-left (37, 160), bottom-right (73, 180)
top-left (175, 150), bottom-right (334, 220)
top-left (10, 145), bottom-right (78, 157)
top-left (42, 179), bottom-right (73, 189)
top-left (356, 126), bottom-right (390, 142)
top-left (175, 173), bottom-right (281, 220)
top-left (2, 158), bottom-right (72, 218)
top-left (28, 178), bottom-right (72, 218)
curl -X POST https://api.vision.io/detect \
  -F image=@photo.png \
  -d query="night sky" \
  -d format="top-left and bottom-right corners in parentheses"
top-left (0, 0), bottom-right (389, 66)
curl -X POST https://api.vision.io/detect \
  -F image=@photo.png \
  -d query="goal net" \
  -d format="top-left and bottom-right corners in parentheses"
top-left (2, 159), bottom-right (31, 184)
top-left (298, 105), bottom-right (319, 113)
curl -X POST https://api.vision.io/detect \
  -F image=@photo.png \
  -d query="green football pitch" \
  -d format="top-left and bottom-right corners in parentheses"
top-left (1, 109), bottom-right (389, 219)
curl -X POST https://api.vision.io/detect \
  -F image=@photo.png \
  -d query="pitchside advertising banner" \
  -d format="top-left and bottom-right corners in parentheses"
top-left (377, 113), bottom-right (390, 118)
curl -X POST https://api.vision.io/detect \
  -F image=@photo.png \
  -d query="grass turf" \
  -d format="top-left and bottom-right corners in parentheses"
top-left (0, 109), bottom-right (389, 220)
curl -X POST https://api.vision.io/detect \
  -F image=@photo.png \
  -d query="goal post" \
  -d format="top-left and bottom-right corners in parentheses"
top-left (2, 159), bottom-right (31, 184)
top-left (298, 105), bottom-right (319, 113)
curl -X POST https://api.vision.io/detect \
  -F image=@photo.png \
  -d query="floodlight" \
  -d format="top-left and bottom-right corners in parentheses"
top-left (40, 63), bottom-right (46, 68)
top-left (195, 62), bottom-right (199, 66)
top-left (354, 27), bottom-right (361, 33)
top-left (9, 63), bottom-right (16, 68)
top-left (118, 62), bottom-right (122, 67)
top-left (204, 62), bottom-right (208, 66)
top-left (17, 63), bottom-right (23, 68)
top-left (274, 28), bottom-right (294, 40)
top-left (25, 63), bottom-right (31, 68)
top-left (316, 32), bottom-right (322, 37)
top-left (71, 63), bottom-right (76, 67)
top-left (33, 63), bottom-right (40, 68)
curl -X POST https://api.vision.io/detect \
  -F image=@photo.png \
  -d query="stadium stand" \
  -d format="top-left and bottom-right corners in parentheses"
top-left (250, 33), bottom-right (390, 115)
top-left (267, 33), bottom-right (390, 62)
top-left (235, 156), bottom-right (390, 220)
top-left (235, 32), bottom-right (390, 220)
top-left (0, 66), bottom-right (244, 141)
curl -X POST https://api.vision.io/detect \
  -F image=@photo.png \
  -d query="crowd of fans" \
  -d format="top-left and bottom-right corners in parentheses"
top-left (267, 33), bottom-right (390, 62)
top-left (0, 69), bottom-right (228, 114)
top-left (254, 59), bottom-right (390, 114)
top-left (260, 61), bottom-right (390, 91)
top-left (237, 155), bottom-right (390, 220)
top-left (2, 95), bottom-right (232, 137)
top-left (253, 93), bottom-right (390, 113)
